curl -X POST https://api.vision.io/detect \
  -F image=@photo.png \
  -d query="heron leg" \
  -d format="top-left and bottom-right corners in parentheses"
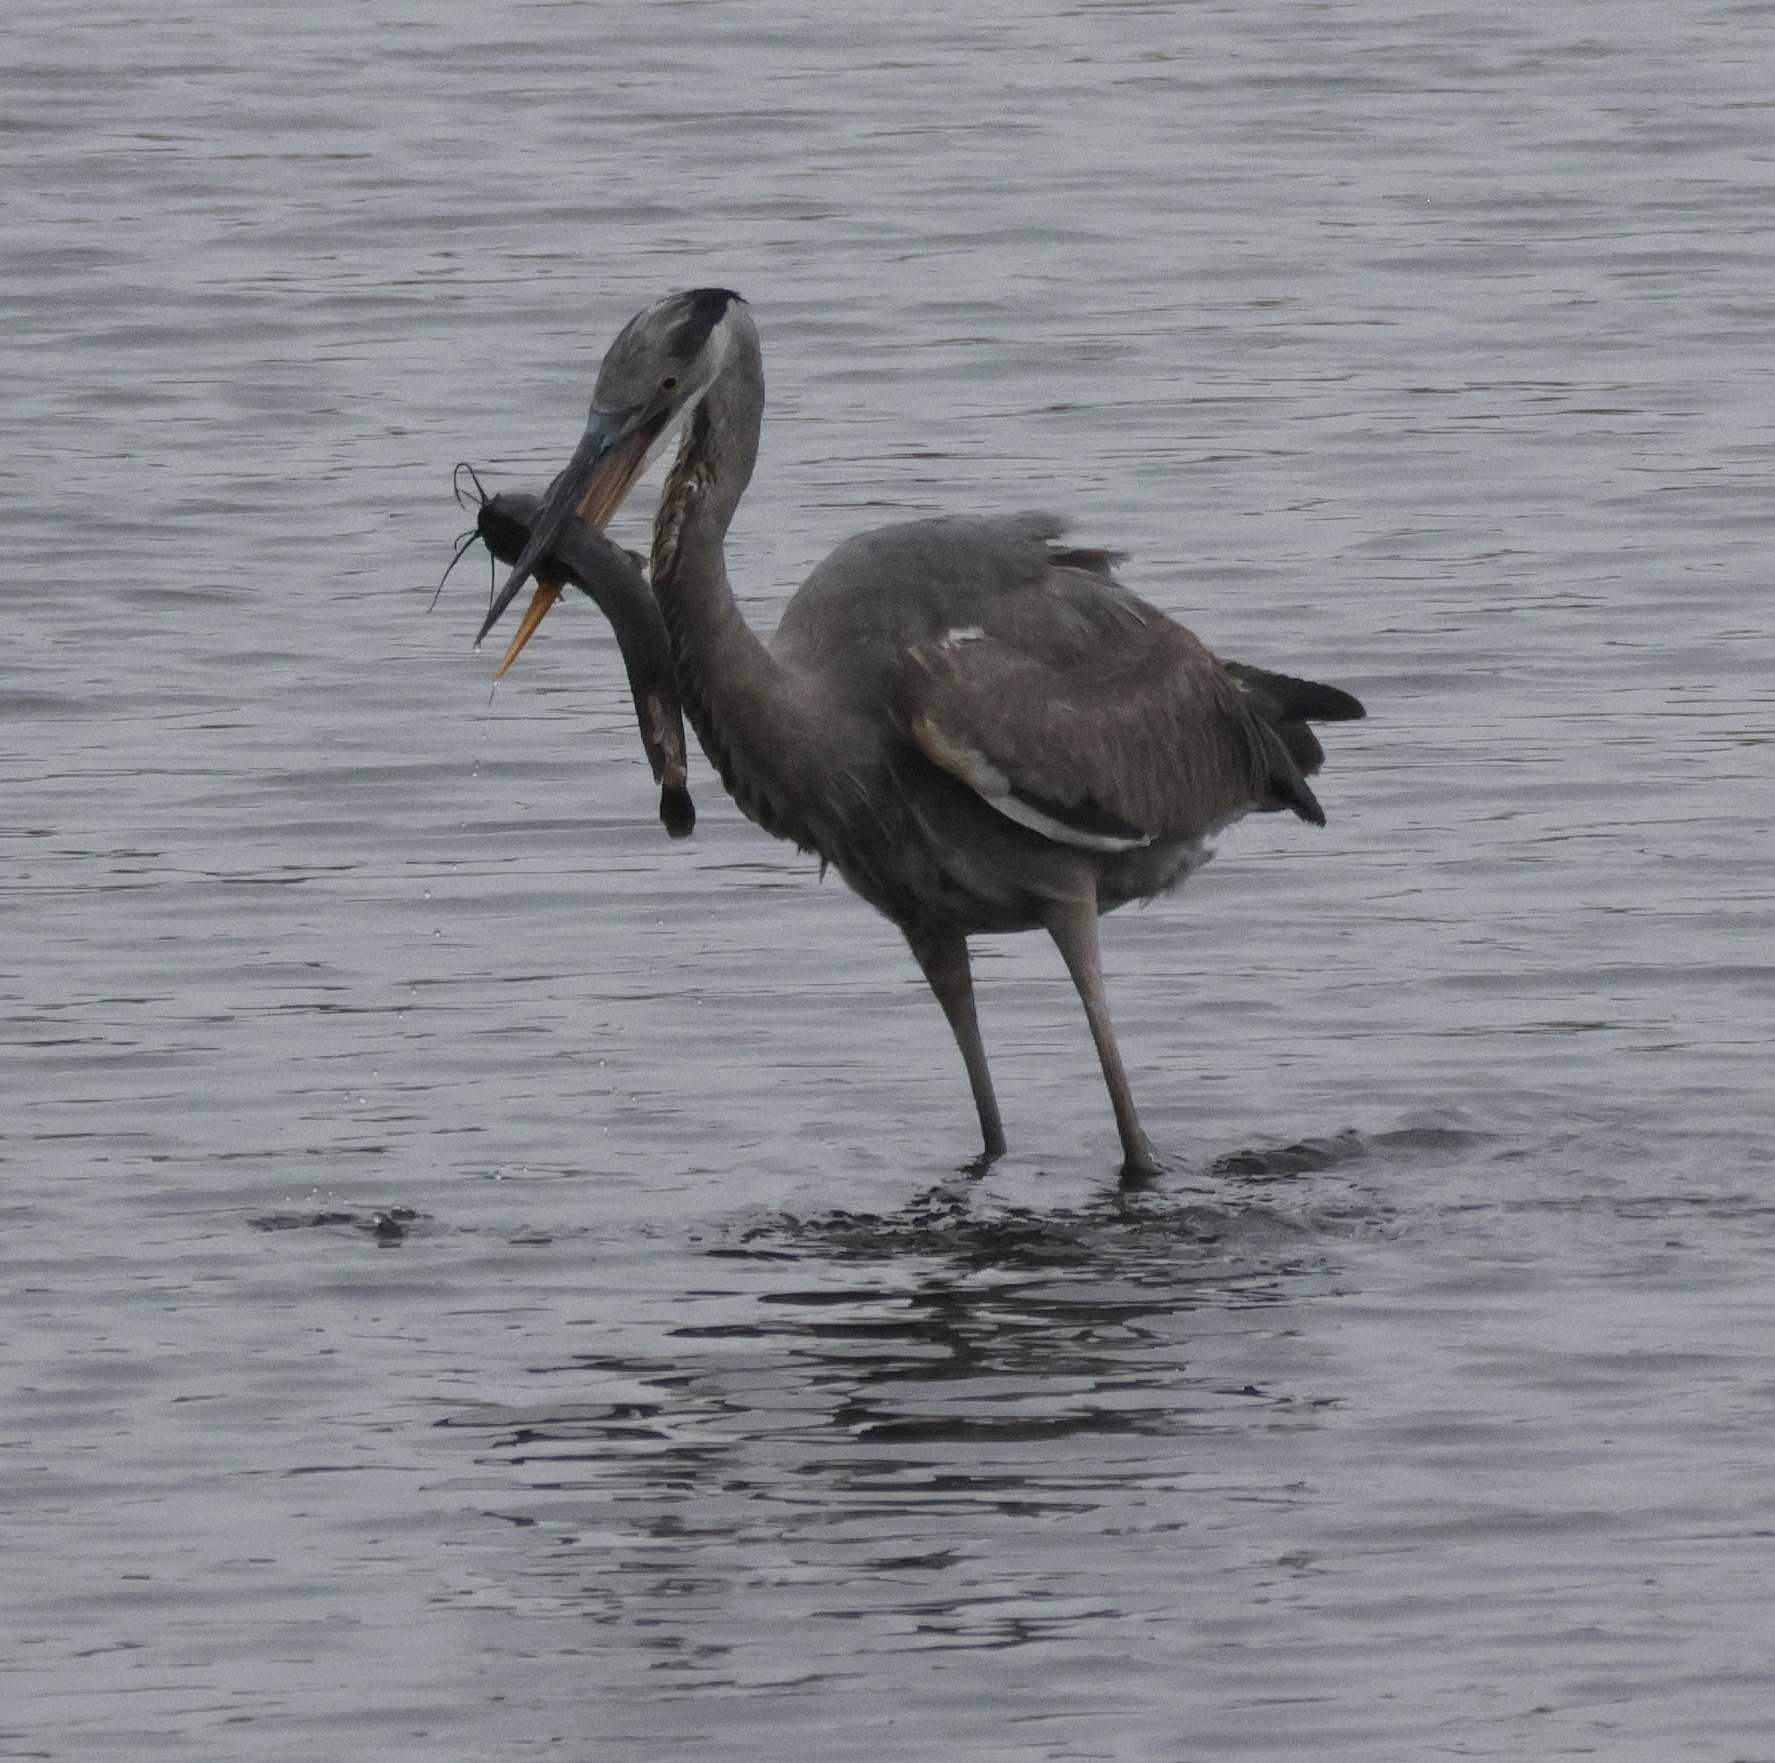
top-left (1045, 894), bottom-right (1159, 1188)
top-left (906, 928), bottom-right (1006, 1163)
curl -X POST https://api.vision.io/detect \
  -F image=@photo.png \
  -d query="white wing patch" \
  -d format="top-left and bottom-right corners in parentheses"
top-left (911, 714), bottom-right (1153, 855)
top-left (985, 794), bottom-right (1154, 855)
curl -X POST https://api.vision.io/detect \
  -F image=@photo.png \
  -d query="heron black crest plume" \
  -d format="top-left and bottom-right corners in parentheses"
top-left (666, 287), bottom-right (745, 355)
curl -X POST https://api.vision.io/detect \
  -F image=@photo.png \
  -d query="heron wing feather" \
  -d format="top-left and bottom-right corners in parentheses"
top-left (907, 565), bottom-right (1319, 843)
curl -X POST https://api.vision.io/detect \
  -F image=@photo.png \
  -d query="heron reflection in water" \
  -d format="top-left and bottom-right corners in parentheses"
top-left (477, 289), bottom-right (1363, 1186)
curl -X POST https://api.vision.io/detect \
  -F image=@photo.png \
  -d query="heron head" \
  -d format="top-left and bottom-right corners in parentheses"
top-left (475, 287), bottom-right (747, 670)
top-left (590, 286), bottom-right (744, 428)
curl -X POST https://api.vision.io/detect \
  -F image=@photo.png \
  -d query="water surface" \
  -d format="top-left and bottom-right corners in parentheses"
top-left (4, 1), bottom-right (1773, 1757)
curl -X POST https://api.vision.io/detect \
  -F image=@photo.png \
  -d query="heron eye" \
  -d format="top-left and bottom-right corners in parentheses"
top-left (659, 374), bottom-right (681, 394)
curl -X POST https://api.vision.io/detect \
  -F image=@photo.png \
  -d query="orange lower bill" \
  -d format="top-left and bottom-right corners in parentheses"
top-left (492, 414), bottom-right (663, 678)
top-left (493, 577), bottom-right (564, 679)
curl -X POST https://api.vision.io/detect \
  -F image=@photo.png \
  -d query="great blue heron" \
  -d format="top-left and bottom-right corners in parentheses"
top-left (476, 288), bottom-right (1364, 1185)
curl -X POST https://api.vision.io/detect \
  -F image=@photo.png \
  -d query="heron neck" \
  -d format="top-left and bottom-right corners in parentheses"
top-left (650, 333), bottom-right (828, 830)
top-left (651, 322), bottom-right (762, 596)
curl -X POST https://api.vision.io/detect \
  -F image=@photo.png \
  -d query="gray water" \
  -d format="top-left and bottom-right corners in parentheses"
top-left (5, 1), bottom-right (1773, 1757)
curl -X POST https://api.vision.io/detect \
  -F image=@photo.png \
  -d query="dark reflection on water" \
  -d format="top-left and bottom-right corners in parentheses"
top-left (487, 1191), bottom-right (1332, 1455)
top-left (437, 1184), bottom-right (1347, 1726)
top-left (405, 1141), bottom-right (1775, 1756)
top-left (250, 1201), bottom-right (422, 1242)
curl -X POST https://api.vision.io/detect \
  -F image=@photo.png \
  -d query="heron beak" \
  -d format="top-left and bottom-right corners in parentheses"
top-left (492, 578), bottom-right (563, 679)
top-left (473, 405), bottom-right (667, 659)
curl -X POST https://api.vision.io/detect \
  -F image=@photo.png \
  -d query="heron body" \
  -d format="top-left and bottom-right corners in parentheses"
top-left (478, 288), bottom-right (1364, 1185)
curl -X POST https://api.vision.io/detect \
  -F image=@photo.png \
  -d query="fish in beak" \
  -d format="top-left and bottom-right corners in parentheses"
top-left (474, 402), bottom-right (671, 672)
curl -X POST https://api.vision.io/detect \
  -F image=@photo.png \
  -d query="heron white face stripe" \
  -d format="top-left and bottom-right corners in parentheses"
top-left (701, 306), bottom-right (736, 382)
top-left (635, 307), bottom-right (740, 483)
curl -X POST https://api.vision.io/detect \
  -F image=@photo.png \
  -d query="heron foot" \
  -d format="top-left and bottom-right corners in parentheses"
top-left (1117, 1149), bottom-right (1164, 1191)
top-left (963, 1133), bottom-right (1007, 1178)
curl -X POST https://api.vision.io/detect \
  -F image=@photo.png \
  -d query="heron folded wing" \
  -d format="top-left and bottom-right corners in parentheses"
top-left (1223, 662), bottom-right (1366, 791)
top-left (906, 577), bottom-right (1296, 846)
top-left (1225, 662), bottom-right (1366, 728)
